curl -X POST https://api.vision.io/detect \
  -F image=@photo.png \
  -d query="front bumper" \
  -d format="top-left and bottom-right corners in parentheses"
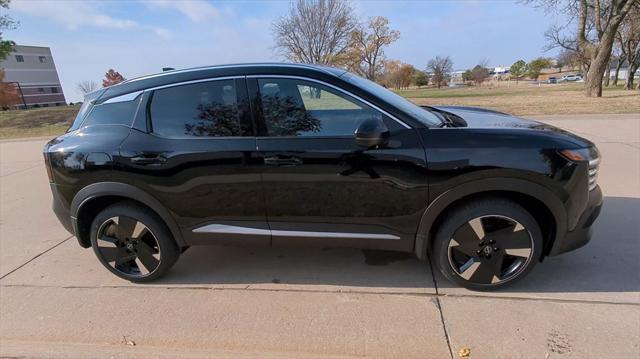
top-left (549, 185), bottom-right (603, 256)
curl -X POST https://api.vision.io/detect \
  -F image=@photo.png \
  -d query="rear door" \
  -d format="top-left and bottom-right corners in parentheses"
top-left (249, 76), bottom-right (429, 251)
top-left (118, 77), bottom-right (269, 246)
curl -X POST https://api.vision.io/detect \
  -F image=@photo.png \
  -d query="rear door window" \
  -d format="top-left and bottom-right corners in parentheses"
top-left (149, 80), bottom-right (242, 138)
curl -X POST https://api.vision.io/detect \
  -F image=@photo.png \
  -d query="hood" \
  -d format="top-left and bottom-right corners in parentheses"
top-left (430, 106), bottom-right (558, 130)
top-left (427, 106), bottom-right (594, 147)
top-left (429, 106), bottom-right (544, 128)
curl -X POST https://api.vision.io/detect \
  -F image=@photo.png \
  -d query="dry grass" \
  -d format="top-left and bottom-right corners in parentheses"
top-left (0, 105), bottom-right (79, 139)
top-left (1, 82), bottom-right (638, 140)
top-left (398, 82), bottom-right (640, 116)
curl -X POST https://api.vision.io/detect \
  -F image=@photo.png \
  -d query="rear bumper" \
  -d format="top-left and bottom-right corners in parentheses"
top-left (549, 185), bottom-right (603, 256)
top-left (50, 183), bottom-right (75, 236)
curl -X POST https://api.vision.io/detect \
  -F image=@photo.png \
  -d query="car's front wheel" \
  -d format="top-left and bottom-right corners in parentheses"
top-left (90, 202), bottom-right (180, 282)
top-left (433, 199), bottom-right (543, 290)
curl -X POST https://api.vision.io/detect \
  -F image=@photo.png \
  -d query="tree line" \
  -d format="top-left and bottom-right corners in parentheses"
top-left (530, 0), bottom-right (639, 95)
top-left (272, 0), bottom-right (639, 93)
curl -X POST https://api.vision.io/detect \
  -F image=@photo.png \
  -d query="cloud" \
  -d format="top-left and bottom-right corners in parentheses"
top-left (152, 27), bottom-right (172, 39)
top-left (12, 0), bottom-right (137, 30)
top-left (144, 0), bottom-right (219, 22)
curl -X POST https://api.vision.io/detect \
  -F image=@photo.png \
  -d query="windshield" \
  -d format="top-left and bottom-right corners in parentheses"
top-left (341, 72), bottom-right (442, 127)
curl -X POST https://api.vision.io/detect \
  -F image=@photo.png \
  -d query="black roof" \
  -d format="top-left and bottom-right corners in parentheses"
top-left (99, 63), bottom-right (347, 101)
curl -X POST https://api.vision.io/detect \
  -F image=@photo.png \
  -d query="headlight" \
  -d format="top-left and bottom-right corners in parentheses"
top-left (559, 147), bottom-right (600, 191)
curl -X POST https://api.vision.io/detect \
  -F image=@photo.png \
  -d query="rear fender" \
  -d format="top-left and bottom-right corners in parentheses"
top-left (70, 182), bottom-right (186, 247)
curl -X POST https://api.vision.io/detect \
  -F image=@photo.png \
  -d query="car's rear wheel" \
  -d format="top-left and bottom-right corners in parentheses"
top-left (433, 199), bottom-right (542, 290)
top-left (90, 202), bottom-right (179, 282)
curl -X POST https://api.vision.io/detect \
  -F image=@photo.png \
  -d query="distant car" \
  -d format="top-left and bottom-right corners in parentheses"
top-left (562, 74), bottom-right (583, 82)
top-left (547, 77), bottom-right (557, 84)
top-left (44, 63), bottom-right (603, 290)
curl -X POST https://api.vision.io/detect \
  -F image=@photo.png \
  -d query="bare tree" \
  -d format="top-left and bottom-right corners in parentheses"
top-left (347, 16), bottom-right (400, 81)
top-left (556, 49), bottom-right (578, 72)
top-left (529, 0), bottom-right (637, 97)
top-left (272, 0), bottom-right (357, 65)
top-left (77, 80), bottom-right (98, 95)
top-left (610, 47), bottom-right (624, 85)
top-left (545, 26), bottom-right (593, 75)
top-left (427, 56), bottom-right (453, 89)
top-left (616, 5), bottom-right (640, 89)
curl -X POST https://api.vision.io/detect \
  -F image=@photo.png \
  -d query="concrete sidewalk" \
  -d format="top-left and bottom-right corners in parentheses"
top-left (1, 114), bottom-right (638, 358)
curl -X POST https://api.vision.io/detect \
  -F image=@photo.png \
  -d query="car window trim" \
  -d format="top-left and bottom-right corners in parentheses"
top-left (247, 75), bottom-right (411, 130)
top-left (144, 76), bottom-right (251, 140)
top-left (143, 76), bottom-right (244, 92)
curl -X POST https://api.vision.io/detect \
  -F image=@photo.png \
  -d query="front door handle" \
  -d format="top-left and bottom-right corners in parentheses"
top-left (264, 156), bottom-right (303, 167)
top-left (131, 154), bottom-right (167, 166)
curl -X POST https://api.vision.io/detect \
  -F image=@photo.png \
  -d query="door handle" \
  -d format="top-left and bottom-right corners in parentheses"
top-left (131, 154), bottom-right (167, 166)
top-left (264, 156), bottom-right (303, 167)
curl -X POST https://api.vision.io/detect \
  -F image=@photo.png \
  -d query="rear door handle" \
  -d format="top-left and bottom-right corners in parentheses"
top-left (264, 156), bottom-right (302, 167)
top-left (131, 154), bottom-right (167, 166)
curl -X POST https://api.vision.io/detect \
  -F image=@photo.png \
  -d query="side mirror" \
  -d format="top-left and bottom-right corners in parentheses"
top-left (354, 117), bottom-right (390, 148)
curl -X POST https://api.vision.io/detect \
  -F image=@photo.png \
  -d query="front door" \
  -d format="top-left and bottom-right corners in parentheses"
top-left (250, 76), bottom-right (429, 251)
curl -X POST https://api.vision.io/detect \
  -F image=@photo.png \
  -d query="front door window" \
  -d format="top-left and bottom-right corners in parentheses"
top-left (257, 78), bottom-right (386, 137)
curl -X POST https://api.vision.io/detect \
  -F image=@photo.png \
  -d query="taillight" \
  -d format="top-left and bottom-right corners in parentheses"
top-left (43, 153), bottom-right (54, 183)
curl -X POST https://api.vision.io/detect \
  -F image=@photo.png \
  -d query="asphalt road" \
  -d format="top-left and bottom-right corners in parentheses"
top-left (1, 114), bottom-right (639, 358)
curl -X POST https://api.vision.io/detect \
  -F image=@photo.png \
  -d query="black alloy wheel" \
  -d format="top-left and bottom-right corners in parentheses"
top-left (433, 199), bottom-right (542, 290)
top-left (95, 216), bottom-right (161, 277)
top-left (90, 203), bottom-right (179, 282)
top-left (447, 215), bottom-right (533, 284)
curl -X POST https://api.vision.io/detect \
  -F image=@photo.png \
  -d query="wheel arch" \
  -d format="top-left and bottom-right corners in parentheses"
top-left (70, 182), bottom-right (186, 249)
top-left (414, 178), bottom-right (567, 260)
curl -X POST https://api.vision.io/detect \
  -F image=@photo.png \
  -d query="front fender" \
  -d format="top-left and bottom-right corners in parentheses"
top-left (414, 177), bottom-right (567, 260)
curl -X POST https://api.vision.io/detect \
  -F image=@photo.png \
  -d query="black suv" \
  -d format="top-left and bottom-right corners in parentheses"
top-left (44, 63), bottom-right (602, 290)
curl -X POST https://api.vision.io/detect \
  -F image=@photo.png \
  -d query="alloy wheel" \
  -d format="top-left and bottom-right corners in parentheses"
top-left (447, 215), bottom-right (534, 285)
top-left (95, 216), bottom-right (162, 277)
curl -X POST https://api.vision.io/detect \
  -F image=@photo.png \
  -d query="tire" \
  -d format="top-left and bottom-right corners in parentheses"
top-left (432, 198), bottom-right (542, 291)
top-left (90, 202), bottom-right (180, 282)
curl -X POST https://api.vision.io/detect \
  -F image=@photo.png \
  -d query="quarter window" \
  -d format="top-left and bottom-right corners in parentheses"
top-left (257, 78), bottom-right (383, 137)
top-left (39, 56), bottom-right (47, 63)
top-left (149, 80), bottom-right (242, 138)
top-left (82, 96), bottom-right (140, 127)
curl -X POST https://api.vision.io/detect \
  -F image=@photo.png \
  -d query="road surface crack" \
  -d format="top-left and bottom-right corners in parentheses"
top-left (0, 236), bottom-right (73, 280)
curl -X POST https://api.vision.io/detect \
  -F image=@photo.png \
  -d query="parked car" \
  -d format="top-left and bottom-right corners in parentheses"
top-left (562, 74), bottom-right (583, 82)
top-left (44, 63), bottom-right (602, 290)
top-left (547, 76), bottom-right (557, 84)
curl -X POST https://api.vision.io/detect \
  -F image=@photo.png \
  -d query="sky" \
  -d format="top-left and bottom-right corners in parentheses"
top-left (5, 0), bottom-right (568, 102)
